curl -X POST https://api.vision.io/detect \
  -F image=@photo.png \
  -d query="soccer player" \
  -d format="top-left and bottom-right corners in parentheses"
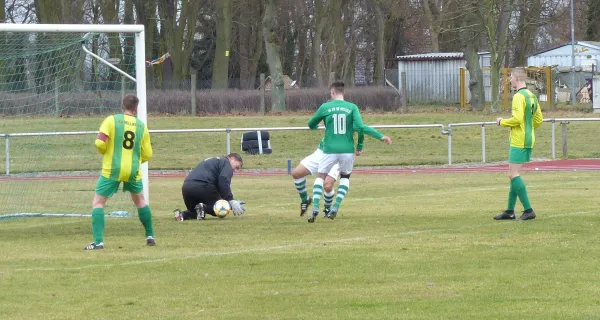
top-left (173, 153), bottom-right (245, 221)
top-left (84, 94), bottom-right (155, 250)
top-left (296, 81), bottom-right (392, 223)
top-left (494, 67), bottom-right (544, 221)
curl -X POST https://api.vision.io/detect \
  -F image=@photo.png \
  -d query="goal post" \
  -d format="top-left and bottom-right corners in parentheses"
top-left (0, 24), bottom-right (149, 218)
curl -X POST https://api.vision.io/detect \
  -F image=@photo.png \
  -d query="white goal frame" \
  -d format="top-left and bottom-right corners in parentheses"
top-left (0, 24), bottom-right (150, 203)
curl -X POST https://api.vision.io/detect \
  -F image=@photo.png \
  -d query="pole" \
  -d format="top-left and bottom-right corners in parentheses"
top-left (191, 71), bottom-right (197, 116)
top-left (570, 0), bottom-right (576, 105)
top-left (260, 73), bottom-right (265, 115)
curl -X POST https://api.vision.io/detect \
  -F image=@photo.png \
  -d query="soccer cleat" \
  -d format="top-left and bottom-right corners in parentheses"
top-left (323, 207), bottom-right (331, 218)
top-left (194, 203), bottom-right (205, 220)
top-left (84, 242), bottom-right (104, 250)
top-left (326, 207), bottom-right (338, 220)
top-left (146, 236), bottom-right (156, 246)
top-left (173, 209), bottom-right (184, 222)
top-left (300, 198), bottom-right (312, 216)
top-left (307, 210), bottom-right (319, 223)
top-left (493, 210), bottom-right (515, 220)
top-left (517, 210), bottom-right (536, 221)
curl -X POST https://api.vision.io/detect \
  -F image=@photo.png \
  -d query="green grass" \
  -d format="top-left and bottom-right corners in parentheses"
top-left (0, 110), bottom-right (599, 173)
top-left (2, 171), bottom-right (600, 319)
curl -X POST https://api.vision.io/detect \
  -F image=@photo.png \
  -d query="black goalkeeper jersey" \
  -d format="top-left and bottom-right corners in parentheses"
top-left (184, 157), bottom-right (234, 200)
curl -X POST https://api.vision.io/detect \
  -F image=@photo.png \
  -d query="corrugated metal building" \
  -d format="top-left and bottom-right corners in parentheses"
top-left (527, 41), bottom-right (600, 70)
top-left (397, 52), bottom-right (491, 104)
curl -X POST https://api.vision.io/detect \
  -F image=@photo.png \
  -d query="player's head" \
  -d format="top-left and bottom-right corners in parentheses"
top-left (510, 67), bottom-right (526, 90)
top-left (227, 153), bottom-right (243, 172)
top-left (330, 81), bottom-right (345, 99)
top-left (122, 94), bottom-right (140, 115)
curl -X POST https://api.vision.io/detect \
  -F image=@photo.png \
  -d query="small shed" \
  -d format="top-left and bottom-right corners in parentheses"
top-left (397, 52), bottom-right (491, 104)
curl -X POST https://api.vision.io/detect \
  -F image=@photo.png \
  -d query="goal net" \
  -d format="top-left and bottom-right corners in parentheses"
top-left (0, 24), bottom-right (147, 219)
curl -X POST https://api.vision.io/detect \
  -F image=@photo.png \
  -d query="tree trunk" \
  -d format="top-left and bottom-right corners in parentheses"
top-left (212, 0), bottom-right (233, 89)
top-left (238, 0), bottom-right (264, 89)
top-left (373, 2), bottom-right (386, 86)
top-left (461, 9), bottom-right (485, 110)
top-left (263, 0), bottom-right (285, 111)
top-left (311, 0), bottom-right (328, 87)
top-left (422, 0), bottom-right (441, 52)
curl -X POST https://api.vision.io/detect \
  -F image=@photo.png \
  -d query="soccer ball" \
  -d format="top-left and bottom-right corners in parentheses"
top-left (213, 200), bottom-right (231, 218)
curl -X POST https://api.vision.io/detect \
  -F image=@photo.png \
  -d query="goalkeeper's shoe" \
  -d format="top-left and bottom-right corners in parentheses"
top-left (326, 207), bottom-right (338, 220)
top-left (323, 207), bottom-right (332, 218)
top-left (300, 198), bottom-right (312, 216)
top-left (173, 209), bottom-right (184, 222)
top-left (493, 210), bottom-right (515, 220)
top-left (84, 242), bottom-right (104, 250)
top-left (307, 209), bottom-right (319, 223)
top-left (194, 203), bottom-right (206, 220)
top-left (146, 236), bottom-right (156, 246)
top-left (517, 209), bottom-right (536, 221)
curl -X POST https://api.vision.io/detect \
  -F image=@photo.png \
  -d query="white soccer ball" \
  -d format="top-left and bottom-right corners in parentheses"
top-left (213, 200), bottom-right (231, 218)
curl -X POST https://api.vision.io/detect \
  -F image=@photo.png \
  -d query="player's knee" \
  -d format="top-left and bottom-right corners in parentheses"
top-left (291, 166), bottom-right (308, 179)
top-left (323, 178), bottom-right (335, 192)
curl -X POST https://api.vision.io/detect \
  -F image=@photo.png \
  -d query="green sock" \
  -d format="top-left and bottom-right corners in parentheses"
top-left (294, 178), bottom-right (308, 202)
top-left (507, 181), bottom-right (517, 211)
top-left (91, 208), bottom-right (105, 244)
top-left (512, 176), bottom-right (532, 211)
top-left (137, 205), bottom-right (154, 238)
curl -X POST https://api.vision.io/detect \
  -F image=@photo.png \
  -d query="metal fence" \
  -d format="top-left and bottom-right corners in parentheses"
top-left (1, 118), bottom-right (599, 175)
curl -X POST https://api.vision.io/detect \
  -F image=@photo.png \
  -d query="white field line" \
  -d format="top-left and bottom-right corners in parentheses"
top-left (2, 208), bottom-right (597, 275)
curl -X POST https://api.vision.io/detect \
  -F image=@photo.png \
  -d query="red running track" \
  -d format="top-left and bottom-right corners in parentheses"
top-left (2, 159), bottom-right (599, 181)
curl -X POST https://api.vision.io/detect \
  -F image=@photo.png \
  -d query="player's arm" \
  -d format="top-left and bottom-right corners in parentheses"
top-left (308, 106), bottom-right (325, 130)
top-left (94, 116), bottom-right (113, 154)
top-left (533, 100), bottom-right (544, 129)
top-left (140, 127), bottom-right (153, 163)
top-left (499, 95), bottom-right (524, 127)
top-left (217, 164), bottom-right (235, 201)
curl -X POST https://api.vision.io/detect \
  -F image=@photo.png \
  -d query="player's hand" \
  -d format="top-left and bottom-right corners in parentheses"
top-left (496, 117), bottom-right (502, 125)
top-left (355, 150), bottom-right (363, 156)
top-left (381, 136), bottom-right (392, 145)
top-left (229, 200), bottom-right (246, 216)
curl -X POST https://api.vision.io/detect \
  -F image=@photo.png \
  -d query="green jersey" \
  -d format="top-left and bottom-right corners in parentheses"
top-left (308, 99), bottom-right (365, 154)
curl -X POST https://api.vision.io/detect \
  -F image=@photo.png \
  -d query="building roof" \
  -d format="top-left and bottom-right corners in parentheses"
top-left (528, 41), bottom-right (600, 57)
top-left (396, 51), bottom-right (491, 61)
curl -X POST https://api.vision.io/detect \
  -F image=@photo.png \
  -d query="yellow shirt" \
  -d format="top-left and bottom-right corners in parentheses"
top-left (500, 88), bottom-right (543, 148)
top-left (94, 114), bottom-right (152, 182)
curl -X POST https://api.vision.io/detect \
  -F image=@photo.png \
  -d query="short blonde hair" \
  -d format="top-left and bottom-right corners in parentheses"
top-left (511, 67), bottom-right (526, 81)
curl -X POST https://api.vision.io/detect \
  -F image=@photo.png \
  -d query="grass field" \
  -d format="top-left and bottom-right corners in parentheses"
top-left (1, 110), bottom-right (600, 319)
top-left (2, 171), bottom-right (600, 319)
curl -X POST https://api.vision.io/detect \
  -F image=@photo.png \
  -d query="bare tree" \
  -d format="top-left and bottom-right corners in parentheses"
top-left (263, 0), bottom-right (285, 111)
top-left (212, 0), bottom-right (233, 89)
top-left (237, 0), bottom-right (265, 89)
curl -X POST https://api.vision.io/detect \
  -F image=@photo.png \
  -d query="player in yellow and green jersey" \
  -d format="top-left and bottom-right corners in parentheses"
top-left (494, 67), bottom-right (544, 221)
top-left (84, 94), bottom-right (155, 250)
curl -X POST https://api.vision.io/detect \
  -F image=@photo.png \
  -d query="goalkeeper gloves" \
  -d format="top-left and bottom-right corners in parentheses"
top-left (229, 200), bottom-right (246, 216)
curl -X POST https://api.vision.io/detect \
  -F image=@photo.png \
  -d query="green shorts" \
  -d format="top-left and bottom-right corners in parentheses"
top-left (95, 176), bottom-right (143, 198)
top-left (508, 146), bottom-right (532, 164)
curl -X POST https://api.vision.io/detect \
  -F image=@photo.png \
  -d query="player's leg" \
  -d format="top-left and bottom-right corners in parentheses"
top-left (85, 176), bottom-right (119, 250)
top-left (292, 150), bottom-right (322, 216)
top-left (126, 181), bottom-right (155, 245)
top-left (196, 183), bottom-right (223, 218)
top-left (512, 148), bottom-right (535, 220)
top-left (180, 181), bottom-right (205, 220)
top-left (323, 164), bottom-right (339, 217)
top-left (328, 154), bottom-right (355, 219)
top-left (308, 154), bottom-right (338, 223)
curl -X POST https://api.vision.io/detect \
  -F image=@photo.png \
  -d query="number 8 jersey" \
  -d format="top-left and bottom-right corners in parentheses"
top-left (95, 114), bottom-right (153, 182)
top-left (308, 100), bottom-right (364, 154)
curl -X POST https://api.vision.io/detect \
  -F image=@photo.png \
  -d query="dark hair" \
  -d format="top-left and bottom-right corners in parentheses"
top-left (227, 153), bottom-right (243, 166)
top-left (122, 94), bottom-right (140, 112)
top-left (330, 81), bottom-right (345, 94)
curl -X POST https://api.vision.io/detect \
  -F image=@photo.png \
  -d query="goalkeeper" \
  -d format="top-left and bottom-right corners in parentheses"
top-left (84, 94), bottom-right (155, 250)
top-left (174, 153), bottom-right (246, 221)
